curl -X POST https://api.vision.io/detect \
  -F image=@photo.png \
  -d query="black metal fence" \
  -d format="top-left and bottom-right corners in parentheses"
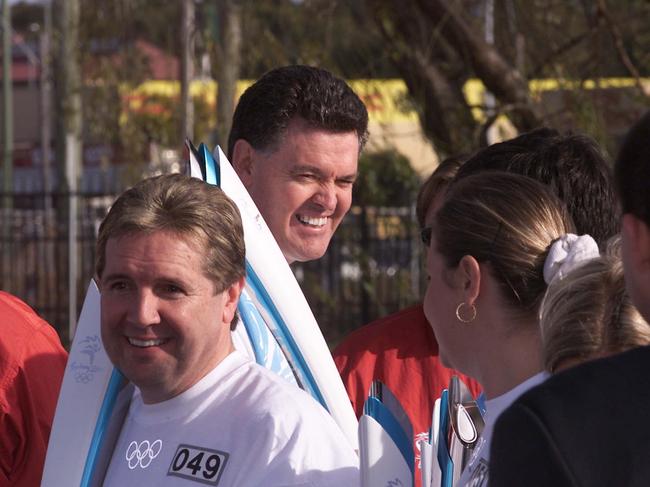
top-left (0, 191), bottom-right (115, 346)
top-left (0, 191), bottom-right (427, 349)
top-left (294, 205), bottom-right (426, 345)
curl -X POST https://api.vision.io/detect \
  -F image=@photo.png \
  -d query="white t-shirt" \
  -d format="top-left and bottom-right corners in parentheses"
top-left (457, 371), bottom-right (549, 487)
top-left (102, 351), bottom-right (360, 487)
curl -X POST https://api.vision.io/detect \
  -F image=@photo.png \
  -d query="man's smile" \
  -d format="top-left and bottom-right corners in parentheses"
top-left (127, 337), bottom-right (169, 348)
top-left (296, 214), bottom-right (329, 227)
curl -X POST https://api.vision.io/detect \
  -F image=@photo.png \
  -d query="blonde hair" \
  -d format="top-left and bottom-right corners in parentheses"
top-left (436, 172), bottom-right (575, 316)
top-left (541, 239), bottom-right (650, 373)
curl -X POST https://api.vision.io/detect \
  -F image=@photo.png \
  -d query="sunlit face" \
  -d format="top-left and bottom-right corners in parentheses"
top-left (423, 232), bottom-right (466, 370)
top-left (99, 231), bottom-right (242, 404)
top-left (421, 193), bottom-right (463, 367)
top-left (237, 117), bottom-right (359, 264)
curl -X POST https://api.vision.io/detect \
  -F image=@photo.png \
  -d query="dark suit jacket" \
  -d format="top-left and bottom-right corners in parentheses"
top-left (489, 345), bottom-right (650, 487)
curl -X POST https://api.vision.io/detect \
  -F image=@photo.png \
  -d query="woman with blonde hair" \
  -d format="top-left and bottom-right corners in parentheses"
top-left (423, 171), bottom-right (598, 486)
top-left (541, 239), bottom-right (650, 373)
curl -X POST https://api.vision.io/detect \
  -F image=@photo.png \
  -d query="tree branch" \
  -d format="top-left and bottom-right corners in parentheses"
top-left (365, 0), bottom-right (476, 154)
top-left (596, 0), bottom-right (647, 96)
top-left (414, 0), bottom-right (542, 131)
top-left (529, 29), bottom-right (594, 79)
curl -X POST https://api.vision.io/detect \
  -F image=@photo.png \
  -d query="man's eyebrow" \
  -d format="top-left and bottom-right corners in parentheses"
top-left (289, 165), bottom-right (357, 180)
top-left (338, 172), bottom-right (358, 181)
top-left (289, 164), bottom-right (325, 175)
top-left (100, 272), bottom-right (130, 282)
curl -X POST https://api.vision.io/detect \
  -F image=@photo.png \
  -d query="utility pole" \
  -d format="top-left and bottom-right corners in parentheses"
top-left (40, 0), bottom-right (52, 213)
top-left (181, 0), bottom-right (195, 145)
top-left (2, 0), bottom-right (13, 289)
top-left (484, 0), bottom-right (497, 144)
top-left (214, 0), bottom-right (242, 149)
top-left (40, 0), bottom-right (57, 313)
top-left (54, 0), bottom-right (82, 339)
top-left (1, 0), bottom-right (11, 202)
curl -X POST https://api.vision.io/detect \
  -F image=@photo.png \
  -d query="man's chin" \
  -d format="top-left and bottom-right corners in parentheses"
top-left (284, 243), bottom-right (329, 264)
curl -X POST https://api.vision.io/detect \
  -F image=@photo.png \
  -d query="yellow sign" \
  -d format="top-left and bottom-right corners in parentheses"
top-left (121, 77), bottom-right (649, 124)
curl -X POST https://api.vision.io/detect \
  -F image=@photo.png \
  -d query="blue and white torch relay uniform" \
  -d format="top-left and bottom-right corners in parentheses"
top-left (103, 350), bottom-right (360, 486)
top-left (457, 371), bottom-right (549, 487)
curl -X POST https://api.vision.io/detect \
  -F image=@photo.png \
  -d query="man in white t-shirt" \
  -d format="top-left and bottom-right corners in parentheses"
top-left (95, 174), bottom-right (359, 486)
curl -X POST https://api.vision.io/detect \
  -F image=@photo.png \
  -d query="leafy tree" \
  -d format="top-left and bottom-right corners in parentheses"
top-left (12, 0), bottom-right (650, 163)
top-left (359, 0), bottom-right (649, 155)
top-left (353, 149), bottom-right (420, 207)
top-left (234, 0), bottom-right (396, 79)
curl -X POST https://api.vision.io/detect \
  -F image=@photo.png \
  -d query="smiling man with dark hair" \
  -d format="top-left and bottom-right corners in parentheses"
top-left (229, 65), bottom-right (368, 264)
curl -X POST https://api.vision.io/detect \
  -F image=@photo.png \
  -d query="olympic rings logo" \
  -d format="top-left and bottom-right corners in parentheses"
top-left (125, 439), bottom-right (163, 469)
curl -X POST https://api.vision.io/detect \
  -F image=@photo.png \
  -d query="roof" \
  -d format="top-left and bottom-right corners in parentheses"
top-left (1, 37), bottom-right (179, 83)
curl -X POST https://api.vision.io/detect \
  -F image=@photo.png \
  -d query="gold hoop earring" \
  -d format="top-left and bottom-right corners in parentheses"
top-left (456, 302), bottom-right (476, 323)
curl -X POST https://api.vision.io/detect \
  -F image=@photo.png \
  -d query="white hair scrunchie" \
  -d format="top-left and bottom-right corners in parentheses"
top-left (543, 234), bottom-right (600, 284)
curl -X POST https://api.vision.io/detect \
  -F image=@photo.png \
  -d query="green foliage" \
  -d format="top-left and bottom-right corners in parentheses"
top-left (500, 0), bottom-right (650, 79)
top-left (235, 0), bottom-right (396, 78)
top-left (353, 149), bottom-right (420, 207)
top-left (120, 93), bottom-right (176, 158)
top-left (78, 1), bottom-right (180, 58)
top-left (118, 90), bottom-right (215, 164)
top-left (12, 0), bottom-right (650, 168)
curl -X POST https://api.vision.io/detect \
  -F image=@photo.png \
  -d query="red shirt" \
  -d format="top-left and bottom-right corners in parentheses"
top-left (333, 304), bottom-right (482, 486)
top-left (0, 292), bottom-right (67, 487)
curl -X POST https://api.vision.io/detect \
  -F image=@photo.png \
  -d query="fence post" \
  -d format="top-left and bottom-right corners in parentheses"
top-left (359, 205), bottom-right (370, 325)
top-left (67, 135), bottom-right (80, 339)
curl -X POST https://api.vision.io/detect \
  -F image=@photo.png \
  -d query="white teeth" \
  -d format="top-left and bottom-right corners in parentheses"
top-left (128, 338), bottom-right (166, 348)
top-left (297, 215), bottom-right (328, 227)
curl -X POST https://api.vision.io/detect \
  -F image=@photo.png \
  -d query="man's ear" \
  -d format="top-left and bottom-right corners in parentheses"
top-left (456, 255), bottom-right (481, 305)
top-left (231, 139), bottom-right (255, 188)
top-left (622, 213), bottom-right (650, 265)
top-left (222, 276), bottom-right (245, 325)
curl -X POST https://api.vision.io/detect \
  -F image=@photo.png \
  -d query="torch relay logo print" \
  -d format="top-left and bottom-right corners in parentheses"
top-left (70, 335), bottom-right (102, 383)
top-left (126, 439), bottom-right (163, 469)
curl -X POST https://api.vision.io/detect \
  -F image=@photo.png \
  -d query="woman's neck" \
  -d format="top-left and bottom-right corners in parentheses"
top-left (475, 320), bottom-right (543, 400)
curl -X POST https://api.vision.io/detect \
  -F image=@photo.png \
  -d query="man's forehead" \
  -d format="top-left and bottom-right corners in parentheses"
top-left (105, 230), bottom-right (204, 262)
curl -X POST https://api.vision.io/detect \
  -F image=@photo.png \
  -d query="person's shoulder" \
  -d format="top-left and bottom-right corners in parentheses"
top-left (0, 291), bottom-right (38, 323)
top-left (236, 359), bottom-right (329, 413)
top-left (493, 348), bottom-right (650, 486)
top-left (360, 304), bottom-right (427, 332)
top-left (233, 360), bottom-right (349, 439)
top-left (500, 346), bottom-right (650, 436)
top-left (333, 304), bottom-right (429, 357)
top-left (0, 291), bottom-right (65, 352)
top-left (519, 346), bottom-right (650, 409)
top-left (1, 291), bottom-right (49, 330)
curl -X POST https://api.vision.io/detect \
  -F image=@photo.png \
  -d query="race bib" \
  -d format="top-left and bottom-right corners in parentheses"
top-left (167, 444), bottom-right (229, 485)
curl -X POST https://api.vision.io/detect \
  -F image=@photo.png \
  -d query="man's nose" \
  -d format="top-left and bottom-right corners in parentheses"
top-left (129, 290), bottom-right (161, 326)
top-left (313, 183), bottom-right (337, 211)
